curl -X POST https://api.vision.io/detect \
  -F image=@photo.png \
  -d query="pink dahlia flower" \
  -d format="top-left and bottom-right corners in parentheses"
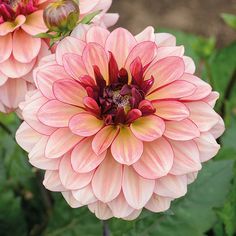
top-left (16, 26), bottom-right (225, 220)
top-left (0, 0), bottom-right (50, 113)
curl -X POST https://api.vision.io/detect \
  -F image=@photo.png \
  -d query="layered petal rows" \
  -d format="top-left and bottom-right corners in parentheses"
top-left (16, 25), bottom-right (224, 220)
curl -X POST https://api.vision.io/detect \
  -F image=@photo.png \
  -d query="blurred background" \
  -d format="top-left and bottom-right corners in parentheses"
top-left (110, 0), bottom-right (236, 47)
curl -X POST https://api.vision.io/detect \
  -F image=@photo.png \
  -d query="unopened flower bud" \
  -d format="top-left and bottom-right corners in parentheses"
top-left (43, 0), bottom-right (80, 32)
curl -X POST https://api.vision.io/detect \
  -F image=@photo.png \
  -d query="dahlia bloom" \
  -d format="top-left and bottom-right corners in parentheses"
top-left (0, 0), bottom-right (118, 113)
top-left (16, 26), bottom-right (225, 220)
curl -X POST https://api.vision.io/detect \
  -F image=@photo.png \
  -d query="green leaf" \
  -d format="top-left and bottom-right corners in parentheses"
top-left (109, 160), bottom-right (234, 236)
top-left (221, 13), bottom-right (236, 30)
top-left (79, 10), bottom-right (101, 24)
top-left (33, 32), bottom-right (55, 39)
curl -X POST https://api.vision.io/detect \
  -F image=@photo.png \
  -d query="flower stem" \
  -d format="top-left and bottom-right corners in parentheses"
top-left (102, 220), bottom-right (110, 236)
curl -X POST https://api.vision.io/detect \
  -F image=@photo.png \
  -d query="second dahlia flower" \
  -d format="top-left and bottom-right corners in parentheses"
top-left (16, 26), bottom-right (225, 220)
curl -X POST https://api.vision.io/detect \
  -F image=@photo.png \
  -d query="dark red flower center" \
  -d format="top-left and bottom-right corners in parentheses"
top-left (82, 53), bottom-right (156, 125)
top-left (0, 0), bottom-right (39, 23)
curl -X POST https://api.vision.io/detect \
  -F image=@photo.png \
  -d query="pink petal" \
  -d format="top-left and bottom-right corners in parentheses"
top-left (59, 153), bottom-right (94, 190)
top-left (135, 26), bottom-right (155, 43)
top-left (22, 95), bottom-right (57, 135)
top-left (133, 137), bottom-right (174, 179)
top-left (130, 115), bottom-right (165, 142)
top-left (0, 70), bottom-right (8, 86)
top-left (169, 139), bottom-right (202, 175)
top-left (145, 194), bottom-right (172, 212)
top-left (92, 153), bottom-right (122, 202)
top-left (0, 55), bottom-right (36, 78)
top-left (86, 26), bottom-right (109, 46)
top-left (15, 122), bottom-right (41, 152)
top-left (155, 33), bottom-right (176, 46)
top-left (98, 13), bottom-right (119, 28)
top-left (154, 46), bottom-right (184, 62)
top-left (105, 28), bottom-right (137, 68)
top-left (108, 192), bottom-right (134, 218)
top-left (13, 29), bottom-right (41, 63)
top-left (38, 100), bottom-right (81, 127)
top-left (145, 57), bottom-right (185, 92)
top-left (43, 170), bottom-right (66, 192)
top-left (194, 132), bottom-right (220, 162)
top-left (111, 126), bottom-right (143, 165)
top-left (88, 201), bottom-right (113, 220)
top-left (153, 100), bottom-right (189, 121)
top-left (83, 97), bottom-right (100, 114)
top-left (122, 166), bottom-right (155, 209)
top-left (53, 79), bottom-right (87, 107)
top-left (72, 184), bottom-right (97, 205)
top-left (92, 125), bottom-right (119, 155)
top-left (82, 42), bottom-right (109, 81)
top-left (154, 174), bottom-right (187, 198)
top-left (209, 115), bottom-right (225, 139)
top-left (71, 24), bottom-right (91, 41)
top-left (164, 119), bottom-right (200, 141)
top-left (187, 172), bottom-right (198, 184)
top-left (0, 33), bottom-right (12, 63)
top-left (62, 192), bottom-right (82, 208)
top-left (0, 15), bottom-right (26, 36)
top-left (79, 0), bottom-right (100, 14)
top-left (56, 37), bottom-right (86, 65)
top-left (180, 73), bottom-right (212, 101)
top-left (122, 210), bottom-right (142, 220)
top-left (36, 64), bottom-right (71, 99)
top-left (183, 56), bottom-right (196, 74)
top-left (125, 41), bottom-right (157, 69)
top-left (147, 80), bottom-right (196, 101)
top-left (184, 101), bottom-right (219, 132)
top-left (21, 10), bottom-right (47, 35)
top-left (29, 136), bottom-right (60, 170)
top-left (71, 137), bottom-right (107, 173)
top-left (69, 112), bottom-right (104, 137)
top-left (202, 92), bottom-right (219, 107)
top-left (63, 53), bottom-right (88, 81)
top-left (45, 128), bottom-right (83, 159)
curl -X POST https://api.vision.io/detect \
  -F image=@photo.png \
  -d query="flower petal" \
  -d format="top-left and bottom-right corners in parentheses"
top-left (209, 115), bottom-right (225, 139)
top-left (133, 137), bottom-right (174, 179)
top-left (194, 132), bottom-right (220, 162)
top-left (130, 115), bottom-right (165, 142)
top-left (82, 42), bottom-right (109, 81)
top-left (88, 202), bottom-right (113, 220)
top-left (105, 28), bottom-right (137, 68)
top-left (122, 166), bottom-right (155, 209)
top-left (13, 29), bottom-right (41, 63)
top-left (71, 137), bottom-right (106, 173)
top-left (154, 174), bottom-right (187, 198)
top-left (16, 122), bottom-right (41, 152)
top-left (38, 100), bottom-right (81, 127)
top-left (86, 26), bottom-right (109, 46)
top-left (69, 112), bottom-right (104, 137)
top-left (92, 125), bottom-right (119, 155)
top-left (164, 119), bottom-right (200, 141)
top-left (59, 153), bottom-right (94, 190)
top-left (183, 56), bottom-right (196, 74)
top-left (62, 192), bottom-right (82, 208)
top-left (21, 10), bottom-right (47, 35)
top-left (43, 170), bottom-right (66, 192)
top-left (45, 128), bottom-right (83, 159)
top-left (0, 33), bottom-right (12, 63)
top-left (62, 53), bottom-right (88, 81)
top-left (145, 56), bottom-right (185, 92)
top-left (72, 184), bottom-right (97, 205)
top-left (169, 139), bottom-right (202, 175)
top-left (145, 194), bottom-right (172, 212)
top-left (36, 64), bottom-right (71, 99)
top-left (53, 79), bottom-right (87, 107)
top-left (92, 153), bottom-right (122, 202)
top-left (155, 33), bottom-right (176, 46)
top-left (135, 26), bottom-right (155, 43)
top-left (153, 100), bottom-right (189, 121)
top-left (185, 101), bottom-right (219, 132)
top-left (111, 126), bottom-right (143, 165)
top-left (108, 192), bottom-right (134, 218)
top-left (147, 80), bottom-right (196, 101)
top-left (56, 37), bottom-right (86, 65)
